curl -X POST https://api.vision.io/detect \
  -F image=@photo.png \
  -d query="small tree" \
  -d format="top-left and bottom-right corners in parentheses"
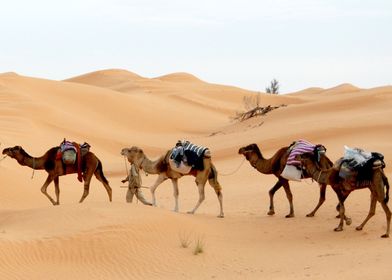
top-left (266, 79), bottom-right (279, 94)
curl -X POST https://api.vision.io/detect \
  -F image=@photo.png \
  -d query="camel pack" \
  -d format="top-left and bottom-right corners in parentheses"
top-left (338, 146), bottom-right (385, 182)
top-left (57, 140), bottom-right (91, 165)
top-left (169, 140), bottom-right (209, 173)
top-left (281, 140), bottom-right (326, 181)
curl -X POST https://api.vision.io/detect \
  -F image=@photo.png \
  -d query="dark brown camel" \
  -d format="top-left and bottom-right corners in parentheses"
top-left (296, 152), bottom-right (390, 238)
top-left (121, 146), bottom-right (224, 218)
top-left (2, 145), bottom-right (112, 205)
top-left (238, 143), bottom-right (333, 218)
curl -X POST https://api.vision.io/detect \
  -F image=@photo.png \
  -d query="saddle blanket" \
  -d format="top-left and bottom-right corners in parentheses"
top-left (170, 140), bottom-right (209, 172)
top-left (286, 139), bottom-right (316, 166)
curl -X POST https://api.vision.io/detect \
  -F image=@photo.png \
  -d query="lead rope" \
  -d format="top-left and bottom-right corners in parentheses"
top-left (219, 158), bottom-right (246, 176)
top-left (123, 156), bottom-right (130, 177)
top-left (31, 158), bottom-right (35, 179)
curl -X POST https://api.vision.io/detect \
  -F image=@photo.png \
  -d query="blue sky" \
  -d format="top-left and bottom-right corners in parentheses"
top-left (0, 0), bottom-right (391, 92)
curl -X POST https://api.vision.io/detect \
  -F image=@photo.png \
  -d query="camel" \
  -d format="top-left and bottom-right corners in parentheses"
top-left (238, 143), bottom-right (333, 218)
top-left (2, 145), bottom-right (112, 205)
top-left (296, 152), bottom-right (391, 238)
top-left (121, 146), bottom-right (224, 218)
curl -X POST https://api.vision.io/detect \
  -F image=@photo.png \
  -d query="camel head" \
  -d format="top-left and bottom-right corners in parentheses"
top-left (121, 146), bottom-right (145, 166)
top-left (2, 146), bottom-right (30, 165)
top-left (238, 144), bottom-right (262, 160)
top-left (294, 152), bottom-right (317, 172)
top-left (2, 145), bottom-right (26, 161)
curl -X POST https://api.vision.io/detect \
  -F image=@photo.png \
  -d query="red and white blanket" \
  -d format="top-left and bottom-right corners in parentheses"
top-left (286, 139), bottom-right (316, 166)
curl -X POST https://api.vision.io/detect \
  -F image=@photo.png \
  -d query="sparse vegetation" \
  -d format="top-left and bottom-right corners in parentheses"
top-left (266, 78), bottom-right (279, 94)
top-left (178, 232), bottom-right (192, 248)
top-left (193, 237), bottom-right (204, 255)
top-left (231, 80), bottom-right (285, 121)
top-left (232, 91), bottom-right (286, 122)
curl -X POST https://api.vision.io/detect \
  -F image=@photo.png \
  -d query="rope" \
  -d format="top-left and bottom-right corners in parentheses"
top-left (124, 156), bottom-right (130, 177)
top-left (219, 158), bottom-right (246, 176)
top-left (31, 158), bottom-right (35, 179)
top-left (300, 165), bottom-right (315, 185)
top-left (0, 155), bottom-right (7, 162)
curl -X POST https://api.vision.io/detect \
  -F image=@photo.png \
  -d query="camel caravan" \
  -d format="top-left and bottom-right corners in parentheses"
top-left (2, 138), bottom-right (390, 237)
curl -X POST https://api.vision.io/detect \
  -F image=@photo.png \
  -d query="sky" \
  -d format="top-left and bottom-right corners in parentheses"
top-left (0, 0), bottom-right (391, 93)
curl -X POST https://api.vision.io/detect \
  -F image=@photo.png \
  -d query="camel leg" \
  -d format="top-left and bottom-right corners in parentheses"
top-left (282, 181), bottom-right (294, 218)
top-left (380, 201), bottom-right (391, 238)
top-left (54, 176), bottom-right (60, 205)
top-left (187, 183), bottom-right (206, 215)
top-left (208, 166), bottom-right (224, 218)
top-left (333, 189), bottom-right (352, 226)
top-left (356, 193), bottom-right (377, 232)
top-left (150, 174), bottom-right (167, 207)
top-left (268, 180), bottom-right (283, 216)
top-left (306, 183), bottom-right (326, 217)
top-left (94, 168), bottom-right (112, 202)
top-left (334, 197), bottom-right (346, 232)
top-left (214, 188), bottom-right (224, 218)
top-left (41, 175), bottom-right (57, 205)
top-left (79, 172), bottom-right (93, 203)
top-left (171, 178), bottom-right (179, 212)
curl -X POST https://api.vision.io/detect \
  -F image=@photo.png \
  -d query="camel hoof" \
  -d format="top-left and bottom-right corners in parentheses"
top-left (345, 218), bottom-right (352, 226)
top-left (173, 209), bottom-right (179, 213)
top-left (187, 211), bottom-right (195, 215)
top-left (355, 226), bottom-right (363, 231)
top-left (381, 234), bottom-right (389, 238)
top-left (334, 227), bottom-right (343, 232)
top-left (306, 213), bottom-right (315, 217)
top-left (285, 214), bottom-right (294, 218)
top-left (54, 202), bottom-right (60, 206)
top-left (217, 214), bottom-right (224, 218)
top-left (267, 210), bottom-right (275, 216)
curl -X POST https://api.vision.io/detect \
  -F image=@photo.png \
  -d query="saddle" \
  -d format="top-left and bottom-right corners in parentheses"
top-left (337, 146), bottom-right (385, 184)
top-left (169, 140), bottom-right (209, 173)
top-left (282, 140), bottom-right (326, 181)
top-left (57, 139), bottom-right (91, 182)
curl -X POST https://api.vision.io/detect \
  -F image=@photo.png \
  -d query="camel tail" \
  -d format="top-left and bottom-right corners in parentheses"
top-left (383, 173), bottom-right (390, 204)
top-left (97, 160), bottom-right (109, 185)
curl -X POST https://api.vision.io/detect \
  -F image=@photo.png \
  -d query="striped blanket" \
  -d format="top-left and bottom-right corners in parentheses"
top-left (286, 139), bottom-right (316, 166)
top-left (170, 140), bottom-right (209, 170)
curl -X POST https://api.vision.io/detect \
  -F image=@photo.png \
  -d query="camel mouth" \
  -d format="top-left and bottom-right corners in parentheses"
top-left (120, 148), bottom-right (129, 156)
top-left (2, 148), bottom-right (10, 155)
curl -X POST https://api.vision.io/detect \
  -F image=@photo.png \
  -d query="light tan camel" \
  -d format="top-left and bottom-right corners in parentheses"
top-left (2, 145), bottom-right (112, 205)
top-left (297, 152), bottom-right (391, 238)
top-left (238, 143), bottom-right (333, 218)
top-left (121, 146), bottom-right (224, 218)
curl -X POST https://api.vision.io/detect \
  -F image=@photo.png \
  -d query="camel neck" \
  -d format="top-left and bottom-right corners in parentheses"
top-left (140, 155), bottom-right (160, 174)
top-left (308, 165), bottom-right (329, 185)
top-left (17, 151), bottom-right (46, 170)
top-left (249, 153), bottom-right (273, 174)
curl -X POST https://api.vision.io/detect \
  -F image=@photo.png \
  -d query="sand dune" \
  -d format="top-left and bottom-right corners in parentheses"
top-left (1, 70), bottom-right (392, 279)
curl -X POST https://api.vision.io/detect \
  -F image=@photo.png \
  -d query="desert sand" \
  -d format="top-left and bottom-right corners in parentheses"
top-left (1, 69), bottom-right (391, 279)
